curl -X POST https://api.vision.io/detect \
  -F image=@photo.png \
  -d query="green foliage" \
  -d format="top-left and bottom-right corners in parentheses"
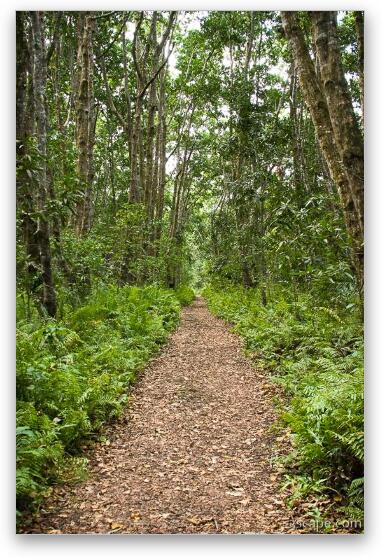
top-left (203, 281), bottom-right (364, 521)
top-left (16, 285), bottom-right (182, 519)
top-left (174, 284), bottom-right (196, 306)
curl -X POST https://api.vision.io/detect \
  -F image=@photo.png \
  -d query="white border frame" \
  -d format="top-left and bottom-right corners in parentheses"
top-left (3, 2), bottom-right (380, 555)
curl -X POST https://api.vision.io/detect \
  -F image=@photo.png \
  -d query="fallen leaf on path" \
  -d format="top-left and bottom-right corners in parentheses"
top-left (226, 489), bottom-right (245, 497)
top-left (110, 522), bottom-right (124, 530)
top-left (47, 529), bottom-right (62, 534)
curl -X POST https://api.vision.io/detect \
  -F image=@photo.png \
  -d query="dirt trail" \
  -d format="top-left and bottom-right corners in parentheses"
top-left (27, 297), bottom-right (299, 534)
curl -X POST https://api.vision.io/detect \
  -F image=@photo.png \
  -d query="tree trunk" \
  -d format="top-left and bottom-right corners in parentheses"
top-left (354, 11), bottom-right (364, 124)
top-left (30, 11), bottom-right (57, 316)
top-left (75, 12), bottom-right (95, 235)
top-left (310, 11), bottom-right (364, 235)
top-left (17, 12), bottom-right (41, 295)
top-left (16, 12), bottom-right (28, 142)
top-left (289, 60), bottom-right (305, 205)
top-left (155, 66), bottom-right (167, 249)
top-left (281, 11), bottom-right (363, 291)
top-left (129, 15), bottom-right (144, 204)
top-left (129, 97), bottom-right (142, 203)
top-left (144, 12), bottom-right (158, 219)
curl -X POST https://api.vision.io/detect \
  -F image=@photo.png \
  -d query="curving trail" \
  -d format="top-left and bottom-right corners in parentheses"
top-left (26, 298), bottom-right (300, 534)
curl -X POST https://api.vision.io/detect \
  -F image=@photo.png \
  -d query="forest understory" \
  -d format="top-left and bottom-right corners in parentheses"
top-left (16, 10), bottom-right (364, 534)
top-left (21, 298), bottom-right (302, 534)
top-left (20, 298), bottom-right (361, 535)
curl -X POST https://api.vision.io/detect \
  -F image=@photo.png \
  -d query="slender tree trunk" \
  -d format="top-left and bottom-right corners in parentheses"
top-left (16, 12), bottom-right (28, 142)
top-left (17, 12), bottom-right (41, 294)
top-left (289, 60), bottom-right (305, 206)
top-left (129, 96), bottom-right (142, 203)
top-left (155, 66), bottom-right (167, 249)
top-left (354, 11), bottom-right (364, 124)
top-left (30, 11), bottom-right (57, 316)
top-left (107, 121), bottom-right (117, 217)
top-left (75, 13), bottom-right (95, 235)
top-left (122, 21), bottom-right (132, 162)
top-left (129, 16), bottom-right (144, 204)
top-left (144, 13), bottom-right (158, 218)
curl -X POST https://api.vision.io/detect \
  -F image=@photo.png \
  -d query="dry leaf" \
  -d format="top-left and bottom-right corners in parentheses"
top-left (226, 489), bottom-right (244, 497)
top-left (111, 522), bottom-right (123, 530)
top-left (47, 529), bottom-right (62, 534)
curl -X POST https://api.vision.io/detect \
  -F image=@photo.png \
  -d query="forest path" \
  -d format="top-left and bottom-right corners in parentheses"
top-left (29, 297), bottom-right (299, 534)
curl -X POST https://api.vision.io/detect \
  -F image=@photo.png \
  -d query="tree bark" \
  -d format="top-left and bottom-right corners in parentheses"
top-left (30, 11), bottom-right (57, 316)
top-left (144, 12), bottom-right (158, 218)
top-left (354, 11), bottom-right (364, 124)
top-left (281, 11), bottom-right (364, 291)
top-left (16, 12), bottom-right (41, 294)
top-left (75, 13), bottom-right (95, 235)
top-left (310, 11), bottom-right (364, 235)
top-left (289, 60), bottom-right (305, 205)
top-left (155, 66), bottom-right (167, 249)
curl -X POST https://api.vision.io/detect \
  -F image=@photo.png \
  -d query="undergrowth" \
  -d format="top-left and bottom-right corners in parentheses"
top-left (174, 284), bottom-right (196, 306)
top-left (16, 284), bottom-right (193, 524)
top-left (203, 281), bottom-right (364, 527)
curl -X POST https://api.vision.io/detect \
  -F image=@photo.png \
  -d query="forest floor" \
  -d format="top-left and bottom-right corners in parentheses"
top-left (25, 297), bottom-right (304, 534)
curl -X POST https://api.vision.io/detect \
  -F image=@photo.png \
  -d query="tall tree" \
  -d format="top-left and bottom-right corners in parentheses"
top-left (30, 11), bottom-right (57, 316)
top-left (310, 11), bottom-right (364, 233)
top-left (354, 11), bottom-right (364, 122)
top-left (75, 12), bottom-right (96, 236)
top-left (281, 11), bottom-right (364, 290)
top-left (16, 12), bottom-right (42, 302)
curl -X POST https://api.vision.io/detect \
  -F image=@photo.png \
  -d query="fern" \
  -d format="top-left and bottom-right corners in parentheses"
top-left (316, 306), bottom-right (345, 325)
top-left (333, 431), bottom-right (364, 461)
top-left (204, 281), bottom-right (364, 522)
top-left (16, 284), bottom-right (184, 521)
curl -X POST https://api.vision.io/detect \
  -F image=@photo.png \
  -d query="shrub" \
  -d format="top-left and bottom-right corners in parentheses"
top-left (174, 284), bottom-right (196, 306)
top-left (16, 285), bottom-right (181, 521)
